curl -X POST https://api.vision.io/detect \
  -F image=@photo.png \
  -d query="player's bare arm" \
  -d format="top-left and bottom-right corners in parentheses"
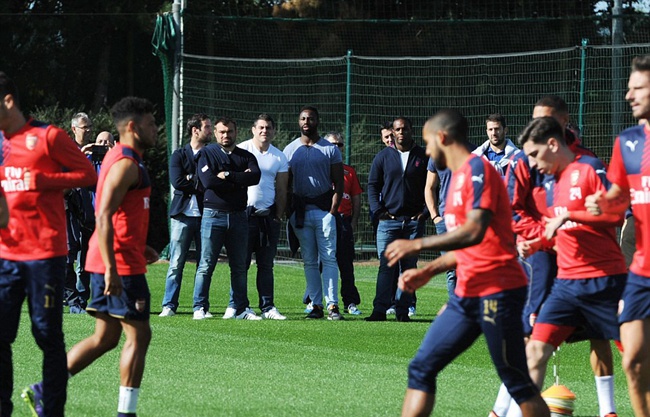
top-left (585, 186), bottom-right (630, 216)
top-left (275, 171), bottom-right (289, 222)
top-left (424, 170), bottom-right (441, 221)
top-left (96, 158), bottom-right (140, 297)
top-left (400, 251), bottom-right (457, 293)
top-left (386, 208), bottom-right (491, 267)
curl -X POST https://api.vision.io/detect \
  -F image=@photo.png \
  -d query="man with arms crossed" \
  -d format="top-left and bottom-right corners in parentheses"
top-left (385, 109), bottom-right (549, 417)
top-left (587, 54), bottom-right (650, 417)
top-left (25, 97), bottom-right (159, 417)
top-left (0, 71), bottom-right (96, 417)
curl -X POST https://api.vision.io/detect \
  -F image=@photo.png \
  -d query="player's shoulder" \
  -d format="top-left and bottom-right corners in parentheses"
top-left (574, 154), bottom-right (605, 172)
top-left (619, 124), bottom-right (645, 140)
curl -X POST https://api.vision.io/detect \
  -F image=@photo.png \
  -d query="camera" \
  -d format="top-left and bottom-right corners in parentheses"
top-left (92, 144), bottom-right (109, 163)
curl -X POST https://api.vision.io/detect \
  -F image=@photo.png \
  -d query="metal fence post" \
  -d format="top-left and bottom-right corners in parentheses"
top-left (345, 49), bottom-right (352, 164)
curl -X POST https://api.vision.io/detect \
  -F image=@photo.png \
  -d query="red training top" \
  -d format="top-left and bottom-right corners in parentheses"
top-left (545, 155), bottom-right (626, 279)
top-left (0, 119), bottom-right (96, 261)
top-left (445, 154), bottom-right (527, 297)
top-left (337, 164), bottom-right (362, 217)
top-left (607, 124), bottom-right (650, 277)
top-left (85, 144), bottom-right (151, 275)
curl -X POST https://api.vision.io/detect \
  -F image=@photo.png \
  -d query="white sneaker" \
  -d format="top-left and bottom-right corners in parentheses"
top-left (222, 307), bottom-right (236, 319)
top-left (408, 306), bottom-right (417, 317)
top-left (193, 307), bottom-right (211, 320)
top-left (159, 307), bottom-right (175, 317)
top-left (262, 307), bottom-right (287, 320)
top-left (386, 306), bottom-right (396, 315)
top-left (236, 308), bottom-right (262, 320)
top-left (204, 311), bottom-right (213, 318)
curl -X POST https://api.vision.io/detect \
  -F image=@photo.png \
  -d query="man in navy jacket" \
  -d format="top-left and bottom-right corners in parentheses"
top-left (192, 117), bottom-right (262, 320)
top-left (159, 114), bottom-right (211, 316)
top-left (367, 116), bottom-right (429, 322)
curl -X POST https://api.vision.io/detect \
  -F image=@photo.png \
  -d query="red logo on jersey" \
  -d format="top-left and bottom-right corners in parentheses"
top-left (25, 134), bottom-right (38, 150)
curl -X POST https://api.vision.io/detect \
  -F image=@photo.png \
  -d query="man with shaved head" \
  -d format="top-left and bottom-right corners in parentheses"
top-left (386, 109), bottom-right (549, 417)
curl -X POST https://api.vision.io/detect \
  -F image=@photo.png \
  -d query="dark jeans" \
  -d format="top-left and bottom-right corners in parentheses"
top-left (228, 214), bottom-right (281, 312)
top-left (337, 215), bottom-right (361, 307)
top-left (374, 218), bottom-right (425, 316)
top-left (435, 220), bottom-right (457, 297)
top-left (0, 257), bottom-right (68, 417)
top-left (65, 226), bottom-right (92, 308)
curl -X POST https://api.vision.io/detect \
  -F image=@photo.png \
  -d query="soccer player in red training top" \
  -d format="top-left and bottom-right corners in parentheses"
top-left (0, 72), bottom-right (97, 417)
top-left (586, 55), bottom-right (650, 417)
top-left (517, 116), bottom-right (626, 417)
top-left (384, 109), bottom-right (549, 417)
top-left (24, 97), bottom-right (159, 417)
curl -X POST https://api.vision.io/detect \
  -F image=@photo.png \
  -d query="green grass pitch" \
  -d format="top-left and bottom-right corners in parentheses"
top-left (10, 262), bottom-right (632, 416)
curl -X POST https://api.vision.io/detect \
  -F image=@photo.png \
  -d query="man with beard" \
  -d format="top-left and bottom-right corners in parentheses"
top-left (284, 106), bottom-right (345, 320)
top-left (159, 114), bottom-right (212, 317)
top-left (472, 113), bottom-right (519, 177)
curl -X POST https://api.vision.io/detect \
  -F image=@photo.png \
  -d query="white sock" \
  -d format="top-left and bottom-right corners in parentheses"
top-left (595, 375), bottom-right (616, 416)
top-left (505, 399), bottom-right (523, 417)
top-left (117, 386), bottom-right (139, 414)
top-left (492, 383), bottom-right (513, 416)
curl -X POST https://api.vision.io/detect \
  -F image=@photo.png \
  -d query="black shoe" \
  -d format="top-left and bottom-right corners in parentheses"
top-left (364, 312), bottom-right (387, 322)
top-left (327, 305), bottom-right (344, 321)
top-left (396, 313), bottom-right (411, 322)
top-left (305, 305), bottom-right (324, 319)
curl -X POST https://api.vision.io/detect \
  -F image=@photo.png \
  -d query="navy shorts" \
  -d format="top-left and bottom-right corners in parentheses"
top-left (535, 274), bottom-right (625, 341)
top-left (520, 251), bottom-right (557, 335)
top-left (407, 286), bottom-right (539, 404)
top-left (87, 273), bottom-right (150, 321)
top-left (619, 271), bottom-right (650, 324)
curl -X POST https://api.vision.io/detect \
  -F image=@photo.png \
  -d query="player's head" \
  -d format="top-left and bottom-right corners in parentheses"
top-left (186, 113), bottom-right (212, 144)
top-left (380, 121), bottom-right (394, 147)
top-left (422, 109), bottom-right (468, 170)
top-left (110, 97), bottom-right (157, 150)
top-left (298, 106), bottom-right (319, 137)
top-left (214, 116), bottom-right (237, 149)
top-left (518, 116), bottom-right (566, 175)
top-left (0, 72), bottom-right (21, 131)
top-left (392, 116), bottom-right (413, 148)
top-left (252, 113), bottom-right (276, 144)
top-left (325, 131), bottom-right (344, 151)
top-left (71, 112), bottom-right (93, 146)
top-left (627, 55), bottom-right (650, 121)
top-left (533, 95), bottom-right (570, 129)
top-left (485, 113), bottom-right (507, 148)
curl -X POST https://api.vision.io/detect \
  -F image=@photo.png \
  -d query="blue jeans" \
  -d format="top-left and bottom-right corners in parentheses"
top-left (374, 218), bottom-right (425, 316)
top-left (435, 220), bottom-right (457, 297)
top-left (290, 209), bottom-right (339, 308)
top-left (162, 214), bottom-right (202, 311)
top-left (192, 209), bottom-right (249, 314)
top-left (228, 214), bottom-right (281, 312)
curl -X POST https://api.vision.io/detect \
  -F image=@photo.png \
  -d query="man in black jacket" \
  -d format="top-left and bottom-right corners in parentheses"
top-left (159, 114), bottom-right (212, 317)
top-left (192, 117), bottom-right (261, 320)
top-left (366, 116), bottom-right (429, 322)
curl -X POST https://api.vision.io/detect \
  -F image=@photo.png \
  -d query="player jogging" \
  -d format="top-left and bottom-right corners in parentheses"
top-left (385, 109), bottom-right (550, 417)
top-left (23, 97), bottom-right (158, 417)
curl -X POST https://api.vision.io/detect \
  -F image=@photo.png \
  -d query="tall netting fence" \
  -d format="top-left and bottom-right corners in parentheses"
top-left (170, 3), bottom-right (650, 263)
top-left (180, 43), bottom-right (650, 261)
